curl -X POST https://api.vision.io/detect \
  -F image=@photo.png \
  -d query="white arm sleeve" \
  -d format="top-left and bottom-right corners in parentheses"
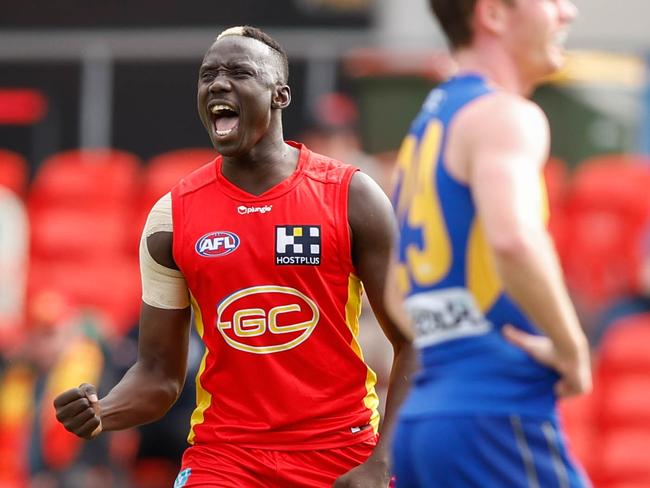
top-left (140, 193), bottom-right (190, 309)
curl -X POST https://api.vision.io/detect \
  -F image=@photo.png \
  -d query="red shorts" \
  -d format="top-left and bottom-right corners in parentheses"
top-left (175, 437), bottom-right (377, 487)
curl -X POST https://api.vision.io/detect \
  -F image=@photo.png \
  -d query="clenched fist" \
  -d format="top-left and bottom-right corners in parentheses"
top-left (53, 383), bottom-right (103, 439)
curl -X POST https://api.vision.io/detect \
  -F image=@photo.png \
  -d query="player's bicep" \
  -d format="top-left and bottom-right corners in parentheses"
top-left (468, 97), bottom-right (549, 248)
top-left (348, 172), bottom-right (410, 344)
top-left (138, 302), bottom-right (191, 386)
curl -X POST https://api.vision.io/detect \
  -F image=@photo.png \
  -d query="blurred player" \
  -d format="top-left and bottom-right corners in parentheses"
top-left (53, 25), bottom-right (413, 487)
top-left (389, 0), bottom-right (592, 486)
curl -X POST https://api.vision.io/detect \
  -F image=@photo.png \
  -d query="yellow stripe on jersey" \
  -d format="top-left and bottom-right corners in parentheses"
top-left (187, 293), bottom-right (213, 445)
top-left (345, 274), bottom-right (380, 434)
top-left (466, 218), bottom-right (503, 312)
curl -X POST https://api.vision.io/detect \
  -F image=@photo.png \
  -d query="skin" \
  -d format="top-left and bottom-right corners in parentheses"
top-left (438, 0), bottom-right (591, 397)
top-left (461, 0), bottom-right (579, 95)
top-left (54, 33), bottom-right (415, 487)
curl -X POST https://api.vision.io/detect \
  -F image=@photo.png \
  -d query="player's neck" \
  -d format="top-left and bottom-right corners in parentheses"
top-left (454, 46), bottom-right (536, 97)
top-left (221, 133), bottom-right (300, 196)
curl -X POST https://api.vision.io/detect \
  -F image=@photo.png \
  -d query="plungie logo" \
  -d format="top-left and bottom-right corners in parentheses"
top-left (195, 231), bottom-right (240, 257)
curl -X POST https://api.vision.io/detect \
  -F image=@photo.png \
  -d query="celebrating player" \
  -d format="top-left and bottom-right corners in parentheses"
top-left (54, 26), bottom-right (414, 488)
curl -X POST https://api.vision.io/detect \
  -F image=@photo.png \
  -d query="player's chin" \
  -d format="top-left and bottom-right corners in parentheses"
top-left (547, 45), bottom-right (568, 71)
top-left (212, 138), bottom-right (245, 158)
top-left (534, 55), bottom-right (564, 80)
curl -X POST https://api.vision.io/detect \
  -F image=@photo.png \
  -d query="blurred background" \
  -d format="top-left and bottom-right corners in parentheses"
top-left (1, 0), bottom-right (649, 486)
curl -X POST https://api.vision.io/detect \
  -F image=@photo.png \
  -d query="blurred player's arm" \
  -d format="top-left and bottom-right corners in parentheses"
top-left (464, 93), bottom-right (591, 397)
top-left (334, 172), bottom-right (417, 488)
top-left (54, 194), bottom-right (191, 438)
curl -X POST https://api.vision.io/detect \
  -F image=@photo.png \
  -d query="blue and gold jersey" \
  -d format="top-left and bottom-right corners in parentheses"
top-left (393, 74), bottom-right (558, 418)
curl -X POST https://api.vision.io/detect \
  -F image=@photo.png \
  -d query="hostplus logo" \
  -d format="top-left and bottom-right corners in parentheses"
top-left (275, 225), bottom-right (321, 266)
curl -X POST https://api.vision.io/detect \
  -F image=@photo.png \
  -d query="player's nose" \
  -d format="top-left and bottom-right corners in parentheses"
top-left (559, 0), bottom-right (578, 24)
top-left (209, 74), bottom-right (233, 93)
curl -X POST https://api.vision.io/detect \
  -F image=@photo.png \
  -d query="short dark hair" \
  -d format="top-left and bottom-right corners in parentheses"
top-left (217, 25), bottom-right (289, 84)
top-left (429, 0), bottom-right (478, 49)
top-left (429, 0), bottom-right (515, 49)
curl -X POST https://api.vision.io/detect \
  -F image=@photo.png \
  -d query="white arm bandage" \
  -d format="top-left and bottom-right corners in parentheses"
top-left (140, 193), bottom-right (190, 309)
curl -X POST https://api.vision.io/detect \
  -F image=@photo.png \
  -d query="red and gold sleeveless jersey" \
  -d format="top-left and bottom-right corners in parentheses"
top-left (171, 142), bottom-right (379, 450)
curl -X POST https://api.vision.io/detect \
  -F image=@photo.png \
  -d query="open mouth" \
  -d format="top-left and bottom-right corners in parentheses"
top-left (210, 103), bottom-right (240, 137)
top-left (554, 29), bottom-right (569, 47)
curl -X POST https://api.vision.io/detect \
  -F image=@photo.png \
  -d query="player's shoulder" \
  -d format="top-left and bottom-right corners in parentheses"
top-left (348, 170), bottom-right (393, 224)
top-left (173, 158), bottom-right (219, 197)
top-left (453, 91), bottom-right (549, 151)
top-left (462, 91), bottom-right (547, 133)
top-left (302, 146), bottom-right (358, 185)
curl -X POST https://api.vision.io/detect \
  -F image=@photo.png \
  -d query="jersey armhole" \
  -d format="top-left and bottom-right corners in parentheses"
top-left (170, 186), bottom-right (183, 273)
top-left (440, 89), bottom-right (498, 190)
top-left (336, 166), bottom-right (359, 275)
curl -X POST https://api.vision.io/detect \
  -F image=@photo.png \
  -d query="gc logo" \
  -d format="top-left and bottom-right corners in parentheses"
top-left (216, 285), bottom-right (320, 354)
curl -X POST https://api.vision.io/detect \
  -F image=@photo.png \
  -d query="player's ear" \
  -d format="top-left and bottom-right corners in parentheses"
top-left (272, 84), bottom-right (291, 110)
top-left (475, 0), bottom-right (510, 36)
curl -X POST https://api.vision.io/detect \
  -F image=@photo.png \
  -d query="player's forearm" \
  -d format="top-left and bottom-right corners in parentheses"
top-left (369, 340), bottom-right (417, 463)
top-left (492, 230), bottom-right (587, 356)
top-left (98, 361), bottom-right (183, 431)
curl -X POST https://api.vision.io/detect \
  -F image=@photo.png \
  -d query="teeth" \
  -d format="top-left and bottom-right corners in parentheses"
top-left (555, 30), bottom-right (569, 45)
top-left (216, 128), bottom-right (235, 137)
top-left (211, 104), bottom-right (237, 115)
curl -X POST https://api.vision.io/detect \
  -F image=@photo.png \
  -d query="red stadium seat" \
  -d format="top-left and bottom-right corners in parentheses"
top-left (28, 148), bottom-right (141, 213)
top-left (0, 149), bottom-right (28, 196)
top-left (28, 259), bottom-right (141, 336)
top-left (130, 148), bottom-right (217, 255)
top-left (597, 375), bottom-right (650, 430)
top-left (596, 314), bottom-right (650, 378)
top-left (561, 155), bottom-right (650, 309)
top-left (589, 315), bottom-right (650, 486)
top-left (144, 148), bottom-right (216, 204)
top-left (29, 207), bottom-right (131, 261)
top-left (558, 393), bottom-right (597, 478)
top-left (598, 429), bottom-right (650, 487)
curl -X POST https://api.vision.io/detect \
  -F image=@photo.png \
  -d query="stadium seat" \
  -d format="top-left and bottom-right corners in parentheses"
top-left (561, 155), bottom-right (650, 309)
top-left (144, 148), bottom-right (216, 204)
top-left (29, 207), bottom-right (131, 261)
top-left (597, 375), bottom-right (650, 430)
top-left (558, 393), bottom-right (597, 478)
top-left (589, 314), bottom-right (650, 486)
top-left (596, 313), bottom-right (650, 377)
top-left (28, 148), bottom-right (142, 213)
top-left (0, 149), bottom-right (28, 196)
top-left (598, 429), bottom-right (650, 487)
top-left (131, 148), bottom-right (217, 254)
top-left (27, 259), bottom-right (141, 335)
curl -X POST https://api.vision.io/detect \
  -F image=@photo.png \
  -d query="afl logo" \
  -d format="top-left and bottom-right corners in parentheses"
top-left (217, 285), bottom-right (320, 354)
top-left (195, 231), bottom-right (240, 257)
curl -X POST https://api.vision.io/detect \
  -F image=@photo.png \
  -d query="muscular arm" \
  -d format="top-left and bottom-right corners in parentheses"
top-left (99, 231), bottom-right (191, 431)
top-left (464, 93), bottom-right (590, 395)
top-left (336, 172), bottom-right (417, 486)
top-left (55, 196), bottom-right (192, 437)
